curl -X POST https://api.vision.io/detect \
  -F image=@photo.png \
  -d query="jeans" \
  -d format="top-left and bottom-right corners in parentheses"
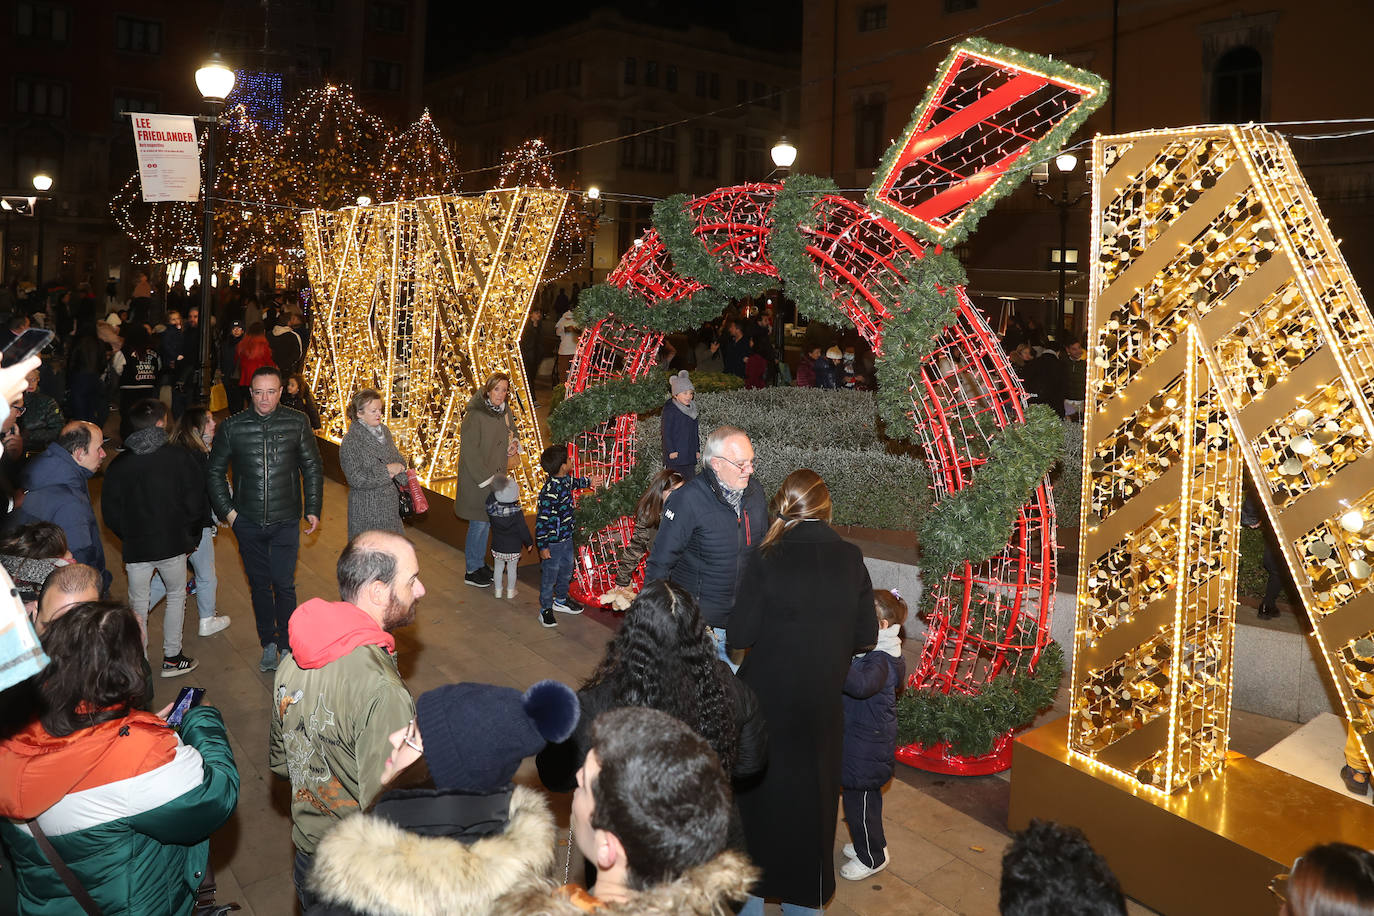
top-left (189, 526), bottom-right (218, 618)
top-left (293, 850), bottom-right (318, 912)
top-left (127, 555), bottom-right (188, 657)
top-left (710, 626), bottom-right (739, 672)
top-left (465, 518), bottom-right (491, 574)
top-left (68, 372), bottom-right (106, 425)
top-left (539, 539), bottom-right (574, 609)
top-left (739, 898), bottom-right (822, 916)
top-left (233, 517), bottom-right (300, 648)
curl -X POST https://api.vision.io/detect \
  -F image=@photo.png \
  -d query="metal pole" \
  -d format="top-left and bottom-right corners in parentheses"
top-left (199, 109), bottom-right (216, 402)
top-left (35, 202), bottom-right (44, 290)
top-left (1057, 179), bottom-right (1069, 342)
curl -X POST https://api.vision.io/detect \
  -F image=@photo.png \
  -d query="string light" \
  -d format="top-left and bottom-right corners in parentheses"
top-left (376, 109), bottom-right (460, 201)
top-left (496, 138), bottom-right (590, 284)
top-left (301, 188), bottom-right (570, 500)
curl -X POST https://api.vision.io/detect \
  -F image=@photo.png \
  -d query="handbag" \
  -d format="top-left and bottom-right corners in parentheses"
top-left (209, 381), bottom-right (228, 412)
top-left (26, 816), bottom-right (239, 916)
top-left (393, 468), bottom-right (428, 517)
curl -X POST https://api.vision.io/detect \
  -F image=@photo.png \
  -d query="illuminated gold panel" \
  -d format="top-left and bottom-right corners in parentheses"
top-left (300, 189), bottom-right (569, 503)
top-left (1074, 126), bottom-right (1374, 794)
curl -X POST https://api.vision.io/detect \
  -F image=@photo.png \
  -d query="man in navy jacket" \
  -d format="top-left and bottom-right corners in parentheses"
top-left (13, 421), bottom-right (109, 593)
top-left (645, 425), bottom-right (766, 662)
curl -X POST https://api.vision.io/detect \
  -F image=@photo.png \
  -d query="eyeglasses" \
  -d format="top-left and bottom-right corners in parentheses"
top-left (401, 720), bottom-right (422, 754)
top-left (714, 455), bottom-right (756, 473)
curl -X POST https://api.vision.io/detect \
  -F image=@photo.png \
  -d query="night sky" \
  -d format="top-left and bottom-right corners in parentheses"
top-left (424, 0), bottom-right (804, 75)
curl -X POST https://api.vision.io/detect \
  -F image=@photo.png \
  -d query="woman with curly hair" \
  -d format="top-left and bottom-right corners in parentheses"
top-left (535, 579), bottom-right (766, 829)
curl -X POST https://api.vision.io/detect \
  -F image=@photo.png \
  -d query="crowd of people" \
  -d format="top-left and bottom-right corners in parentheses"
top-left (0, 274), bottom-right (1368, 915)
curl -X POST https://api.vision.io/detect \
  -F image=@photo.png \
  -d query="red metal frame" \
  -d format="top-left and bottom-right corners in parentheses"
top-left (563, 181), bottom-right (1057, 773)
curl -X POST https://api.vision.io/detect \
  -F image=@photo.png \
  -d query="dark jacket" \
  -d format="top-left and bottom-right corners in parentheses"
top-left (486, 494), bottom-right (533, 554)
top-left (101, 427), bottom-right (202, 563)
top-left (842, 647), bottom-right (905, 790)
top-left (269, 325), bottom-right (303, 375)
top-left (207, 405), bottom-right (323, 525)
top-left (728, 520), bottom-right (876, 906)
top-left (813, 356), bottom-right (837, 389)
top-left (719, 335), bottom-right (750, 378)
top-left (643, 467), bottom-right (767, 628)
top-left (660, 398), bottom-right (699, 474)
top-left (14, 442), bottom-right (107, 589)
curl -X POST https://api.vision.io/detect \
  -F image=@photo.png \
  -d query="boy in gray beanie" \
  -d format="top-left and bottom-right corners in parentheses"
top-left (662, 370), bottom-right (700, 481)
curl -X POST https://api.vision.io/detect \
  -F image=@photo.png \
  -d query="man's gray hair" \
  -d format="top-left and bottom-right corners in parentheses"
top-left (702, 426), bottom-right (749, 463)
top-left (337, 533), bottom-right (406, 603)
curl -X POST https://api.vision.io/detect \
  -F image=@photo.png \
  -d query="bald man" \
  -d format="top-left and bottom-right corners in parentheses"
top-left (14, 421), bottom-right (109, 593)
top-left (34, 562), bottom-right (101, 634)
top-left (269, 530), bottom-right (422, 909)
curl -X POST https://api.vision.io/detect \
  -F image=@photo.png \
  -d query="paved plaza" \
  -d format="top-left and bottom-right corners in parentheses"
top-left (114, 475), bottom-right (1237, 915)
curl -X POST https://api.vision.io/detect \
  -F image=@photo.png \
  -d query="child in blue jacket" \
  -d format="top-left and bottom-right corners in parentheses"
top-left (840, 587), bottom-right (907, 880)
top-left (661, 370), bottom-right (699, 481)
top-left (534, 445), bottom-right (602, 628)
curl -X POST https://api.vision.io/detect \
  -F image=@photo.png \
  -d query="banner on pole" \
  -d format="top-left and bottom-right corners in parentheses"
top-left (130, 114), bottom-right (200, 202)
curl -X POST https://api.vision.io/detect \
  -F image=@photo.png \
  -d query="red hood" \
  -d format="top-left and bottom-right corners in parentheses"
top-left (288, 598), bottom-right (395, 668)
top-left (0, 712), bottom-right (174, 819)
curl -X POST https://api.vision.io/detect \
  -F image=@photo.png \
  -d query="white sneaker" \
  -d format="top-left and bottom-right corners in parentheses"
top-left (842, 843), bottom-right (856, 859)
top-left (840, 849), bottom-right (889, 881)
top-left (493, 586), bottom-right (504, 599)
top-left (507, 588), bottom-right (518, 600)
top-left (198, 616), bottom-right (231, 637)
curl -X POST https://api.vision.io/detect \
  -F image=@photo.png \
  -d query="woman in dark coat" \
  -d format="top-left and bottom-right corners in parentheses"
top-left (338, 389), bottom-right (407, 540)
top-left (728, 469), bottom-right (877, 915)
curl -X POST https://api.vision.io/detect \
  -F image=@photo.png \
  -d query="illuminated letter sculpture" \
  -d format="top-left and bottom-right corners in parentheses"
top-left (1072, 126), bottom-right (1374, 792)
top-left (301, 189), bottom-right (569, 501)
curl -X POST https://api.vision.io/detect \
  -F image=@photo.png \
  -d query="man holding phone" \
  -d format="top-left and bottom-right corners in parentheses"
top-left (208, 366), bottom-right (323, 673)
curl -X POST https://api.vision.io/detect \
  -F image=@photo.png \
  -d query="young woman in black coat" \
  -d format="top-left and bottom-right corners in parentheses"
top-left (728, 468), bottom-right (877, 915)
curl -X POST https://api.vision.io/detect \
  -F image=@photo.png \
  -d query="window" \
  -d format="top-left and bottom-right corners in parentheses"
top-left (486, 83), bottom-right (503, 109)
top-left (734, 134), bottom-right (766, 182)
top-left (665, 65), bottom-right (677, 91)
top-left (618, 203), bottom-right (654, 255)
top-left (1049, 248), bottom-right (1080, 271)
top-left (366, 60), bottom-right (402, 91)
top-left (116, 16), bottom-right (161, 53)
top-left (567, 59), bottom-right (582, 87)
top-left (709, 72), bottom-right (720, 99)
top-left (737, 78), bottom-right (749, 103)
top-left (645, 60), bottom-right (658, 87)
top-left (1211, 46), bottom-right (1263, 123)
top-left (624, 57), bottom-right (636, 85)
top-left (770, 85), bottom-right (781, 110)
top-left (944, 0), bottom-right (977, 11)
top-left (691, 128), bottom-right (719, 178)
top-left (367, 1), bottom-right (405, 32)
top-left (113, 91), bottom-right (158, 123)
top-left (858, 4), bottom-right (887, 31)
top-left (619, 119), bottom-right (675, 173)
top-left (695, 70), bottom-right (708, 97)
top-left (16, 3), bottom-right (68, 41)
top-left (14, 77), bottom-right (67, 117)
top-left (854, 92), bottom-right (886, 169)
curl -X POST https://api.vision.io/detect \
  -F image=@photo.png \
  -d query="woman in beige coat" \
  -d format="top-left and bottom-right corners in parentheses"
top-left (456, 374), bottom-right (517, 587)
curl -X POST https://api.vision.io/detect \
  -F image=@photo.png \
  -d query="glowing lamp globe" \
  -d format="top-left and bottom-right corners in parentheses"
top-left (195, 56), bottom-right (236, 103)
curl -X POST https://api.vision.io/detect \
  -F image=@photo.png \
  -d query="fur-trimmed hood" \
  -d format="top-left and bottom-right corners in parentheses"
top-left (495, 850), bottom-right (758, 916)
top-left (307, 784), bottom-right (557, 916)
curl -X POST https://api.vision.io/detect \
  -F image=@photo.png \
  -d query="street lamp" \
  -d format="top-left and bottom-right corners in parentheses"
top-left (1034, 151), bottom-right (1088, 344)
top-left (195, 54), bottom-right (235, 401)
top-left (585, 187), bottom-right (605, 286)
top-left (31, 174), bottom-right (52, 290)
top-left (771, 137), bottom-right (797, 170)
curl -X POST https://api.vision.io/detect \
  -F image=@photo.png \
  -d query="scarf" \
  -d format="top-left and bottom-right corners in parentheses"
top-left (366, 423), bottom-right (386, 444)
top-left (671, 397), bottom-right (699, 420)
top-left (876, 624), bottom-right (903, 658)
top-left (484, 395), bottom-right (506, 415)
top-left (711, 467), bottom-right (744, 516)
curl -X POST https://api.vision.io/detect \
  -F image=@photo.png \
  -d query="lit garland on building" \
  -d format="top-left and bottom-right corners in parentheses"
top-left (228, 69), bottom-right (284, 133)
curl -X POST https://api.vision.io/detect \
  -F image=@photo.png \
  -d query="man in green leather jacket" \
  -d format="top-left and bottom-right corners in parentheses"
top-left (208, 365), bottom-right (323, 672)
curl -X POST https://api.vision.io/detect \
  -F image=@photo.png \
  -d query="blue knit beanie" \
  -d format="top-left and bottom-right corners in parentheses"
top-left (415, 679), bottom-right (579, 794)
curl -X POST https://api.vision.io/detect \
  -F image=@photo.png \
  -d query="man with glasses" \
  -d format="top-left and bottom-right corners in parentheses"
top-left (209, 365), bottom-right (323, 672)
top-left (645, 425), bottom-right (766, 663)
top-left (269, 531), bottom-right (420, 910)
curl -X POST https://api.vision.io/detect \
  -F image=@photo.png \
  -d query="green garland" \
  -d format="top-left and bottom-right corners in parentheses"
top-left (765, 174), bottom-right (845, 326)
top-left (866, 36), bottom-right (1109, 249)
top-left (548, 372), bottom-right (669, 444)
top-left (573, 281), bottom-right (728, 335)
top-left (896, 642), bottom-right (1065, 757)
top-left (916, 405), bottom-right (1063, 575)
top-left (654, 195), bottom-right (774, 303)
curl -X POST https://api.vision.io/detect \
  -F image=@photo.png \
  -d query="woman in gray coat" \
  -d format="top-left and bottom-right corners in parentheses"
top-left (456, 374), bottom-right (517, 587)
top-left (339, 389), bottom-right (407, 540)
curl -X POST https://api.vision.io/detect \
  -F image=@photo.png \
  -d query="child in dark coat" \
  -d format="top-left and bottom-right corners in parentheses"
top-left (597, 468), bottom-right (684, 610)
top-left (661, 370), bottom-right (699, 481)
top-left (839, 588), bottom-right (907, 880)
top-left (486, 475), bottom-right (533, 600)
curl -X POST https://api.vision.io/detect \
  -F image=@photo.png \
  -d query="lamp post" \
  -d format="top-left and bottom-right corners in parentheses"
top-left (585, 186), bottom-right (604, 287)
top-left (195, 55), bottom-right (235, 401)
top-left (31, 173), bottom-right (51, 290)
top-left (770, 137), bottom-right (797, 171)
top-left (1034, 152), bottom-right (1088, 344)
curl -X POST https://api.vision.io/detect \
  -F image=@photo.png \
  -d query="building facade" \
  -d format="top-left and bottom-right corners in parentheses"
top-left (1, 0), bottom-right (425, 295)
top-left (425, 9), bottom-right (800, 285)
top-left (800, 0), bottom-right (1374, 341)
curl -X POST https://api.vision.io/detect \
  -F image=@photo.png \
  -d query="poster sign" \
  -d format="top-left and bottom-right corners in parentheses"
top-left (130, 114), bottom-right (200, 202)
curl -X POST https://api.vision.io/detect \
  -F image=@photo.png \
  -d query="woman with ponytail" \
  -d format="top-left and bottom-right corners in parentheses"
top-left (729, 469), bottom-right (877, 915)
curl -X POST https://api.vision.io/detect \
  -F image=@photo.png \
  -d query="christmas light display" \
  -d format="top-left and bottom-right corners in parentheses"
top-left (377, 109), bottom-right (460, 201)
top-left (560, 38), bottom-right (1106, 773)
top-left (497, 138), bottom-right (590, 285)
top-left (300, 188), bottom-right (570, 500)
top-left (228, 69), bottom-right (284, 133)
top-left (1072, 125), bottom-right (1374, 793)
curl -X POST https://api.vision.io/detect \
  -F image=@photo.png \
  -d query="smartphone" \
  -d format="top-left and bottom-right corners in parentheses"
top-left (166, 686), bottom-right (206, 728)
top-left (1, 328), bottom-right (54, 368)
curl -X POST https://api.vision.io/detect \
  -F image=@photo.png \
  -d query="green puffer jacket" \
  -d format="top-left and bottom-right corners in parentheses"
top-left (208, 405), bottom-right (324, 525)
top-left (0, 706), bottom-right (240, 916)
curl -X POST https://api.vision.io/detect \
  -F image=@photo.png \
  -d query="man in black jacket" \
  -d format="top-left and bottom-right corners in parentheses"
top-left (208, 365), bottom-right (323, 672)
top-left (645, 425), bottom-right (766, 666)
top-left (101, 398), bottom-right (204, 677)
